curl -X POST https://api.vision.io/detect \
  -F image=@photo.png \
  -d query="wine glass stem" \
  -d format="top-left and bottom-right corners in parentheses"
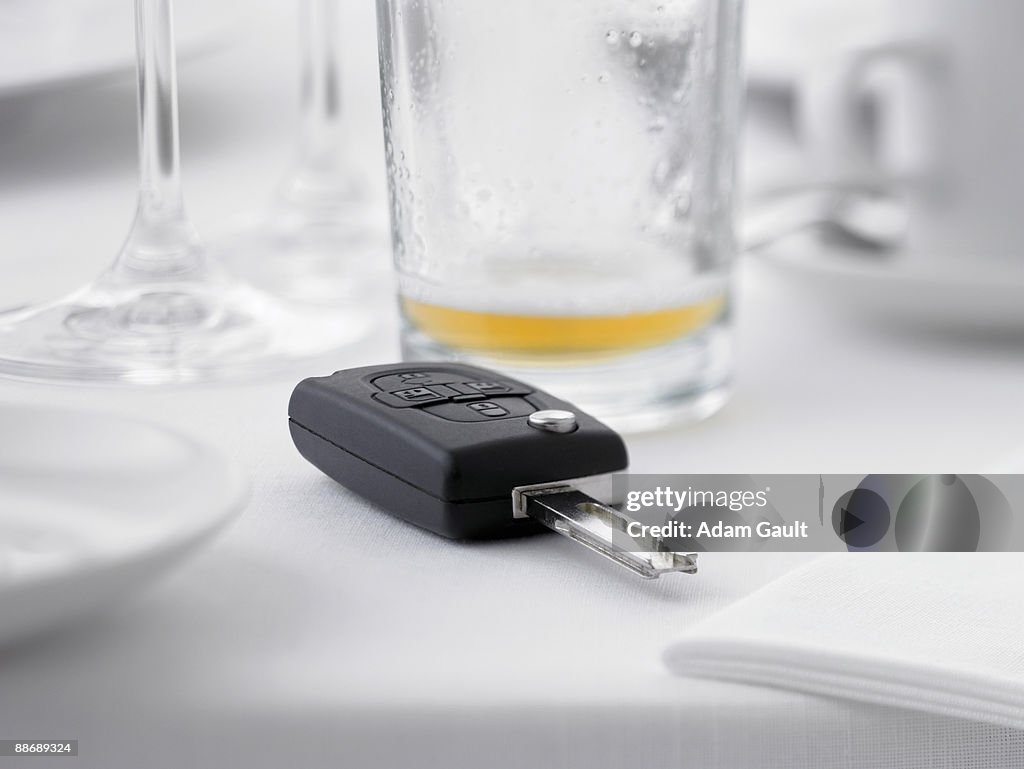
top-left (113, 0), bottom-right (202, 279)
top-left (297, 0), bottom-right (347, 172)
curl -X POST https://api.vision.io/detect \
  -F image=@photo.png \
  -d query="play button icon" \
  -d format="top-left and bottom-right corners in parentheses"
top-left (840, 508), bottom-right (866, 536)
top-left (832, 488), bottom-right (890, 549)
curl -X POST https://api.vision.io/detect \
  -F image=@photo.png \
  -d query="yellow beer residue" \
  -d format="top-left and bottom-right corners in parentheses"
top-left (402, 296), bottom-right (726, 355)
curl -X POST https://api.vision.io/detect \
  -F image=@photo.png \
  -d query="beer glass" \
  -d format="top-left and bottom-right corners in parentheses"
top-left (376, 0), bottom-right (744, 428)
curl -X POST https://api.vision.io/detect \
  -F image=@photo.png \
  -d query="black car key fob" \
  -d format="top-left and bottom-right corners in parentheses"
top-left (289, 363), bottom-right (697, 578)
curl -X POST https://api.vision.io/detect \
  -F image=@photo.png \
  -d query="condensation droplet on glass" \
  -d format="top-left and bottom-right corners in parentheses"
top-left (653, 159), bottom-right (672, 186)
top-left (648, 116), bottom-right (669, 132)
top-left (675, 193), bottom-right (693, 217)
top-left (605, 30), bottom-right (620, 46)
top-left (628, 31), bottom-right (643, 48)
top-left (597, 72), bottom-right (611, 84)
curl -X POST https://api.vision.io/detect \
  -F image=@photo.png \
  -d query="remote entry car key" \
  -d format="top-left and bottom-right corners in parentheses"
top-left (289, 363), bottom-right (697, 578)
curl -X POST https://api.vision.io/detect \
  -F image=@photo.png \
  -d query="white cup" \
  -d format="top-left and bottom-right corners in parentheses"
top-left (800, 0), bottom-right (1024, 273)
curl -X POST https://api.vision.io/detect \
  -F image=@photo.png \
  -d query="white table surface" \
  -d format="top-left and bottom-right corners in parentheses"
top-left (3, 2), bottom-right (1024, 767)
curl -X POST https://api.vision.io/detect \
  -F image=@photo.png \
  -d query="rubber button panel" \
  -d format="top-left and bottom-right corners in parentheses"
top-left (371, 370), bottom-right (534, 411)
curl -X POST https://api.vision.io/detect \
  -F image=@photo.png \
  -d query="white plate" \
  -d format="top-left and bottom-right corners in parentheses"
top-left (759, 232), bottom-right (1024, 331)
top-left (0, 405), bottom-right (248, 648)
top-left (746, 0), bottom-right (892, 89)
top-left (0, 0), bottom-right (237, 99)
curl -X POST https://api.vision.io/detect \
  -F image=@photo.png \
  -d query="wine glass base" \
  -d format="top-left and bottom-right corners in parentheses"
top-left (215, 214), bottom-right (392, 306)
top-left (0, 278), bottom-right (372, 385)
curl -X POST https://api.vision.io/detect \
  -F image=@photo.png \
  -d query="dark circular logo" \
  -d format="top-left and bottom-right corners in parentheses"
top-left (832, 488), bottom-right (890, 549)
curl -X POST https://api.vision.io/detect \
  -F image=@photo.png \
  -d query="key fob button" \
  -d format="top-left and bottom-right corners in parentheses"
top-left (450, 381), bottom-right (531, 397)
top-left (373, 387), bottom-right (455, 408)
top-left (528, 410), bottom-right (578, 434)
top-left (371, 371), bottom-right (461, 392)
top-left (423, 397), bottom-right (535, 422)
top-left (465, 381), bottom-right (512, 394)
top-left (394, 387), bottom-right (442, 402)
top-left (468, 402), bottom-right (509, 417)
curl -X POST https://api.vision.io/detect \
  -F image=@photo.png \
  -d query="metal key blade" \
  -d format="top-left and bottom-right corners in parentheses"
top-left (517, 486), bottom-right (698, 579)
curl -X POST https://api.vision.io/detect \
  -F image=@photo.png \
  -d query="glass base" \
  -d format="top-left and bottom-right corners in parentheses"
top-left (214, 211), bottom-right (391, 306)
top-left (0, 276), bottom-right (372, 385)
top-left (400, 321), bottom-right (733, 433)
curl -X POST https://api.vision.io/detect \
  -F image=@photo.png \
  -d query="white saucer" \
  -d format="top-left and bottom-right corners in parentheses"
top-left (746, 0), bottom-right (891, 90)
top-left (0, 405), bottom-right (248, 648)
top-left (758, 232), bottom-right (1024, 331)
top-left (0, 0), bottom-right (239, 99)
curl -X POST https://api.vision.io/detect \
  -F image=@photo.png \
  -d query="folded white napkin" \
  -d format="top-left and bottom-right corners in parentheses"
top-left (664, 554), bottom-right (1024, 729)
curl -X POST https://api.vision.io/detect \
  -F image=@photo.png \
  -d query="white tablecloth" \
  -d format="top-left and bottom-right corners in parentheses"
top-left (2, 2), bottom-right (1024, 767)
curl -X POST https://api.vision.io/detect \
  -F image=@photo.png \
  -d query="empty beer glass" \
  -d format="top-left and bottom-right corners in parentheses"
top-left (376, 0), bottom-right (744, 429)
